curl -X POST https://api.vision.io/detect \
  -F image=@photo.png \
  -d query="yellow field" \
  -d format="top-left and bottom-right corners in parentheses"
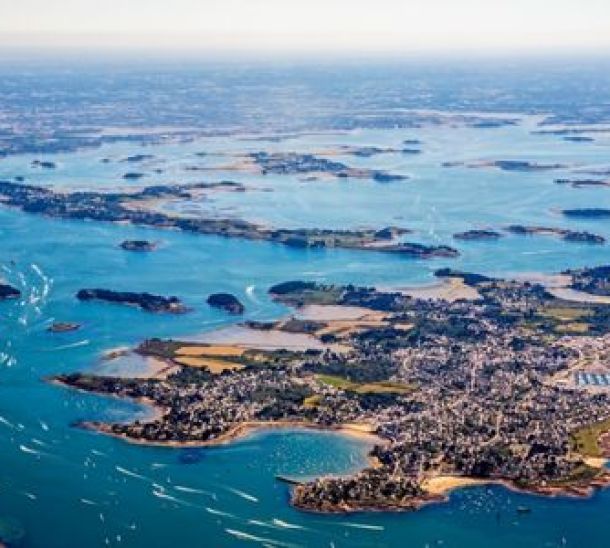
top-left (175, 345), bottom-right (245, 357)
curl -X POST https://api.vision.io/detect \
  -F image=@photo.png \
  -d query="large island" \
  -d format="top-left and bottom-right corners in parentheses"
top-left (0, 180), bottom-right (458, 258)
top-left (54, 265), bottom-right (610, 513)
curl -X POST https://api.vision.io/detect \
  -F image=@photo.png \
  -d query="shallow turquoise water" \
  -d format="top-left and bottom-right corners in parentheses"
top-left (1, 120), bottom-right (610, 546)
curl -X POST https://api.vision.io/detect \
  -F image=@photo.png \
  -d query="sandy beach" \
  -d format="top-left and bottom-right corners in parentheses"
top-left (296, 304), bottom-right (385, 321)
top-left (389, 277), bottom-right (481, 302)
top-left (422, 475), bottom-right (497, 495)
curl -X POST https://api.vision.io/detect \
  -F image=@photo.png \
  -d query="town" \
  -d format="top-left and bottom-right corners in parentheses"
top-left (55, 265), bottom-right (610, 512)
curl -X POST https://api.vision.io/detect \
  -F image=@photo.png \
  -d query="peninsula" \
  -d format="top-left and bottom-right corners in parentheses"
top-left (55, 265), bottom-right (610, 513)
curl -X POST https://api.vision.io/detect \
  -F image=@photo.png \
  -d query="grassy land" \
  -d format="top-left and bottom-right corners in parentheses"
top-left (303, 395), bottom-right (322, 408)
top-left (537, 305), bottom-right (594, 335)
top-left (542, 306), bottom-right (592, 322)
top-left (273, 287), bottom-right (344, 306)
top-left (571, 417), bottom-right (610, 457)
top-left (316, 374), bottom-right (414, 395)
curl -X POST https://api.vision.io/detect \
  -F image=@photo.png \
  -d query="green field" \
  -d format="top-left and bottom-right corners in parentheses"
top-left (571, 417), bottom-right (610, 457)
top-left (316, 374), bottom-right (414, 395)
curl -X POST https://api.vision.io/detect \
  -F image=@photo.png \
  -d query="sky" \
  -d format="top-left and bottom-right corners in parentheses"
top-left (0, 0), bottom-right (609, 55)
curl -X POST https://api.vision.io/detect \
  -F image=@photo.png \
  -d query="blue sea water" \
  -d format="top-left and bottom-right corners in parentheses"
top-left (1, 61), bottom-right (610, 546)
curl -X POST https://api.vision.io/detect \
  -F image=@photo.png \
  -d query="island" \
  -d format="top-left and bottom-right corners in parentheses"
top-left (333, 145), bottom-right (421, 158)
top-left (122, 154), bottom-right (155, 163)
top-left (453, 229), bottom-right (502, 241)
top-left (555, 178), bottom-right (610, 188)
top-left (54, 265), bottom-right (610, 513)
top-left (505, 225), bottom-right (606, 244)
top-left (47, 322), bottom-right (81, 333)
top-left (123, 172), bottom-right (145, 180)
top-left (76, 289), bottom-right (187, 313)
top-left (31, 160), bottom-right (56, 169)
top-left (563, 209), bottom-right (610, 219)
top-left (211, 151), bottom-right (408, 182)
top-left (120, 240), bottom-right (157, 252)
top-left (206, 293), bottom-right (245, 314)
top-left (450, 160), bottom-right (570, 171)
top-left (0, 180), bottom-right (458, 259)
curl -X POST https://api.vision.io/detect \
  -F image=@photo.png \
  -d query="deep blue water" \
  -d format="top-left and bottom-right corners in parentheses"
top-left (1, 61), bottom-right (610, 546)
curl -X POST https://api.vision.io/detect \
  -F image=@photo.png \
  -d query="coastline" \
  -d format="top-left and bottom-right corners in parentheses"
top-left (75, 401), bottom-right (610, 513)
top-left (291, 470), bottom-right (610, 515)
top-left (78, 418), bottom-right (387, 449)
top-left (50, 378), bottom-right (166, 424)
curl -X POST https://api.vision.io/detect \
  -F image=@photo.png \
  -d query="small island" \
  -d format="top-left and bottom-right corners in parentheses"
top-left (505, 225), bottom-right (606, 244)
top-left (555, 178), bottom-right (610, 188)
top-left (206, 293), bottom-right (245, 314)
top-left (453, 229), bottom-right (502, 241)
top-left (76, 289), bottom-right (187, 313)
top-left (563, 208), bottom-right (610, 219)
top-left (123, 172), bottom-right (145, 180)
top-left (122, 154), bottom-right (154, 163)
top-left (31, 160), bottom-right (56, 169)
top-left (47, 322), bottom-right (81, 333)
top-left (120, 240), bottom-right (157, 252)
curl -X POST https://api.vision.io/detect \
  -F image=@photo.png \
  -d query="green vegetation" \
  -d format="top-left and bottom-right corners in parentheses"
top-left (570, 418), bottom-right (610, 457)
top-left (269, 281), bottom-right (344, 306)
top-left (541, 306), bottom-right (592, 322)
top-left (316, 374), bottom-right (413, 395)
top-left (303, 394), bottom-right (322, 408)
top-left (534, 304), bottom-right (595, 335)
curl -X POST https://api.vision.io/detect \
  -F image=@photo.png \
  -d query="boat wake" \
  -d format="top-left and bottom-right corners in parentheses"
top-left (226, 487), bottom-right (259, 503)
